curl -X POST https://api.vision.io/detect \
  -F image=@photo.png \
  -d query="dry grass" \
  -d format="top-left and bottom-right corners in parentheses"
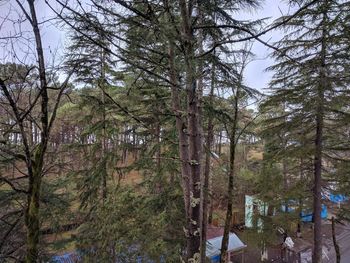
top-left (247, 149), bottom-right (263, 161)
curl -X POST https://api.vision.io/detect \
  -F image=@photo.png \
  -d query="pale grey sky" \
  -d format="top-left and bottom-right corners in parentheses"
top-left (0, 0), bottom-right (288, 93)
top-left (238, 0), bottom-right (289, 93)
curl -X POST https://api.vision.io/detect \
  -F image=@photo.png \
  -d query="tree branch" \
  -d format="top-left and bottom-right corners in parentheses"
top-left (0, 176), bottom-right (28, 194)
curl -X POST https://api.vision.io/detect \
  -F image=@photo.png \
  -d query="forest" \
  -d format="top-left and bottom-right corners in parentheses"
top-left (0, 0), bottom-right (349, 263)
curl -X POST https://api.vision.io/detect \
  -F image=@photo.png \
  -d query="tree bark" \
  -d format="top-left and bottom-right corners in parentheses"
top-left (182, 12), bottom-right (202, 263)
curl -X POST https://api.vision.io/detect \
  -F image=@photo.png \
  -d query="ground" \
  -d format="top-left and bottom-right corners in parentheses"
top-left (327, 222), bottom-right (350, 263)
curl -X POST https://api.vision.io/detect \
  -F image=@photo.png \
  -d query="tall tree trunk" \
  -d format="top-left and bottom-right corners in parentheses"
top-left (178, 0), bottom-right (203, 260)
top-left (187, 71), bottom-right (202, 263)
top-left (100, 50), bottom-right (107, 201)
top-left (185, 26), bottom-right (202, 263)
top-left (220, 88), bottom-right (239, 263)
top-left (24, 1), bottom-right (49, 261)
top-left (200, 62), bottom-right (215, 262)
top-left (164, 0), bottom-right (203, 260)
top-left (313, 6), bottom-right (327, 263)
top-left (313, 84), bottom-right (324, 263)
top-left (167, 31), bottom-right (194, 262)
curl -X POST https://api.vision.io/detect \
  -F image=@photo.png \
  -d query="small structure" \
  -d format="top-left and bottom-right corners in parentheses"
top-left (206, 228), bottom-right (246, 263)
top-left (283, 238), bottom-right (313, 262)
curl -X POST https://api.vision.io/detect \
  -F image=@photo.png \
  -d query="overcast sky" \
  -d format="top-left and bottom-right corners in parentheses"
top-left (0, 0), bottom-right (288, 93)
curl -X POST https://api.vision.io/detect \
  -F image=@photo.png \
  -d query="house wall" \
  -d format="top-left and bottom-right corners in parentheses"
top-left (245, 195), bottom-right (268, 228)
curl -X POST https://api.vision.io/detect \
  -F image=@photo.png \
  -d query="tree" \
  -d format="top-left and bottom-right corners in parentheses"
top-left (264, 0), bottom-right (350, 261)
top-left (42, 0), bottom-right (343, 261)
top-left (49, 0), bottom-right (264, 260)
top-left (65, 12), bottom-right (118, 204)
top-left (0, 1), bottom-right (73, 261)
top-left (219, 47), bottom-right (260, 262)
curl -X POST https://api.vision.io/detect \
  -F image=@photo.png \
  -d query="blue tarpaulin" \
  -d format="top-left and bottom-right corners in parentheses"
top-left (300, 204), bottom-right (328, 222)
top-left (281, 200), bottom-right (329, 222)
top-left (329, 194), bottom-right (348, 203)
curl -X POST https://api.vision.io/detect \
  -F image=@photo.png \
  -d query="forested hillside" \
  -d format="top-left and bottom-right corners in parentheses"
top-left (0, 0), bottom-right (349, 263)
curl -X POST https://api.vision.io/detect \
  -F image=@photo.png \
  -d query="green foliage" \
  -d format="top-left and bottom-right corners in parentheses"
top-left (75, 184), bottom-right (185, 262)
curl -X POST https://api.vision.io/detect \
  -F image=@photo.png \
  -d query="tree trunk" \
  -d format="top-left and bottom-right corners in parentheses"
top-left (283, 159), bottom-right (288, 212)
top-left (25, 159), bottom-right (42, 263)
top-left (132, 126), bottom-right (137, 160)
top-left (312, 6), bottom-right (327, 263)
top-left (220, 88), bottom-right (239, 263)
top-left (178, 0), bottom-right (203, 260)
top-left (218, 131), bottom-right (222, 156)
top-left (331, 217), bottom-right (340, 263)
top-left (167, 40), bottom-right (190, 215)
top-left (167, 33), bottom-right (193, 261)
top-left (155, 119), bottom-right (161, 171)
top-left (312, 63), bottom-right (324, 263)
top-left (28, 121), bottom-right (33, 146)
top-left (200, 62), bottom-right (215, 262)
top-left (24, 1), bottom-right (49, 261)
top-left (313, 110), bottom-right (323, 263)
top-left (298, 157), bottom-right (305, 237)
top-left (187, 73), bottom-right (202, 263)
top-left (208, 200), bottom-right (214, 225)
top-left (164, 0), bottom-right (203, 260)
top-left (100, 49), bottom-right (107, 201)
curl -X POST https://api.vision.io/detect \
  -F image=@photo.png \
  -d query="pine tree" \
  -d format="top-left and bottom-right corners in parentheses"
top-left (264, 1), bottom-right (350, 261)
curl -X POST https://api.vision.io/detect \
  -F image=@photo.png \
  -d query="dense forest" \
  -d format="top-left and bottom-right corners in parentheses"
top-left (0, 0), bottom-right (350, 263)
